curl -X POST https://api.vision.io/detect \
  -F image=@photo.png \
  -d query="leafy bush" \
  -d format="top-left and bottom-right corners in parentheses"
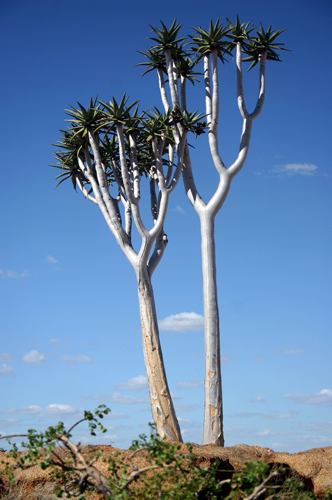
top-left (0, 406), bottom-right (330, 500)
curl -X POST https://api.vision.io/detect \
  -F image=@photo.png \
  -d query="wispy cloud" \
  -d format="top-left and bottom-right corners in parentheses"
top-left (114, 375), bottom-right (148, 391)
top-left (81, 393), bottom-right (149, 405)
top-left (170, 392), bottom-right (181, 400)
top-left (221, 355), bottom-right (232, 367)
top-left (0, 269), bottom-right (28, 279)
top-left (251, 396), bottom-right (266, 402)
top-left (46, 255), bottom-right (58, 264)
top-left (283, 389), bottom-right (332, 407)
top-left (281, 349), bottom-right (305, 354)
top-left (299, 422), bottom-right (332, 434)
top-left (22, 350), bottom-right (46, 364)
top-left (172, 205), bottom-right (185, 214)
top-left (49, 339), bottom-right (59, 343)
top-left (175, 403), bottom-right (201, 413)
top-left (0, 364), bottom-right (14, 377)
top-left (61, 355), bottom-right (92, 365)
top-left (270, 163), bottom-right (318, 177)
top-left (178, 417), bottom-right (201, 429)
top-left (6, 404), bottom-right (83, 419)
top-left (0, 353), bottom-right (12, 363)
top-left (159, 312), bottom-right (204, 333)
top-left (177, 380), bottom-right (203, 389)
top-left (228, 412), bottom-right (261, 418)
top-left (228, 410), bottom-right (297, 420)
top-left (262, 411), bottom-right (298, 420)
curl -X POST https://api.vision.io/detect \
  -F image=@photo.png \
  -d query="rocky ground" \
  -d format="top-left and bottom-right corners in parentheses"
top-left (0, 443), bottom-right (331, 499)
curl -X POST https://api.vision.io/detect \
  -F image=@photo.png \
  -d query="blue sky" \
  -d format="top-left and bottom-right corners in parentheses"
top-left (1, 0), bottom-right (331, 453)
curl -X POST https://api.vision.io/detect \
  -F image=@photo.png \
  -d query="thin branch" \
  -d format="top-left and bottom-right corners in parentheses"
top-left (250, 49), bottom-right (267, 120)
top-left (75, 176), bottom-right (98, 205)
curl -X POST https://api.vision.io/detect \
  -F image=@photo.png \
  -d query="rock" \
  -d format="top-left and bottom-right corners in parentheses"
top-left (0, 444), bottom-right (331, 498)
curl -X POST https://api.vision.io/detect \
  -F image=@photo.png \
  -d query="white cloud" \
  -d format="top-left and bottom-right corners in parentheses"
top-left (228, 412), bottom-right (261, 418)
top-left (0, 269), bottom-right (28, 279)
top-left (159, 312), bottom-right (204, 333)
top-left (281, 349), bottom-right (305, 354)
top-left (61, 355), bottom-right (92, 365)
top-left (299, 422), bottom-right (332, 434)
top-left (114, 375), bottom-right (148, 391)
top-left (6, 404), bottom-right (83, 419)
top-left (175, 403), bottom-right (201, 413)
top-left (177, 380), bottom-right (203, 389)
top-left (0, 353), bottom-right (12, 363)
top-left (271, 162), bottom-right (318, 176)
top-left (22, 350), bottom-right (46, 364)
top-left (251, 396), bottom-right (266, 402)
top-left (262, 411), bottom-right (298, 420)
top-left (0, 364), bottom-right (14, 377)
top-left (81, 393), bottom-right (149, 405)
top-left (172, 205), bottom-right (185, 214)
top-left (46, 255), bottom-right (58, 264)
top-left (170, 392), bottom-right (181, 400)
top-left (283, 389), bottom-right (332, 407)
top-left (178, 417), bottom-right (201, 429)
top-left (221, 355), bottom-right (232, 367)
top-left (49, 339), bottom-right (59, 343)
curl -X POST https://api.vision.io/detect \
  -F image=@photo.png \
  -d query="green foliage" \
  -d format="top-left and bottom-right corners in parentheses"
top-left (190, 18), bottom-right (232, 63)
top-left (1, 410), bottom-right (329, 500)
top-left (242, 23), bottom-right (291, 71)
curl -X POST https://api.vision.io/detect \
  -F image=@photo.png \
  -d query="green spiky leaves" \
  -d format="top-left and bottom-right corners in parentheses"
top-left (191, 18), bottom-right (232, 63)
top-left (242, 23), bottom-right (291, 71)
top-left (148, 19), bottom-right (186, 55)
top-left (226, 15), bottom-right (255, 49)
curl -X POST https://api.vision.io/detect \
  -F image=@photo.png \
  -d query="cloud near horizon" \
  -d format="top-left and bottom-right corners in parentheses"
top-left (22, 350), bottom-right (46, 364)
top-left (271, 162), bottom-right (318, 176)
top-left (0, 364), bottom-right (14, 377)
top-left (0, 269), bottom-right (28, 279)
top-left (114, 375), bottom-right (148, 391)
top-left (177, 380), bottom-right (203, 389)
top-left (158, 312), bottom-right (204, 333)
top-left (61, 355), bottom-right (92, 365)
top-left (81, 393), bottom-right (150, 405)
top-left (283, 389), bottom-right (332, 407)
top-left (5, 404), bottom-right (83, 419)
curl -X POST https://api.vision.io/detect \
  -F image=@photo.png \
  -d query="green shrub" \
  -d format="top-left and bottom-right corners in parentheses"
top-left (0, 407), bottom-right (330, 500)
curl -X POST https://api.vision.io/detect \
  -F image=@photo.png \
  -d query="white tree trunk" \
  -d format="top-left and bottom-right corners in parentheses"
top-left (200, 212), bottom-right (224, 446)
top-left (136, 265), bottom-right (182, 442)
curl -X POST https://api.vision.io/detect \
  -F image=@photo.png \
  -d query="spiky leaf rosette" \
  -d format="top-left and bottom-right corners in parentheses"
top-left (191, 18), bottom-right (232, 63)
top-left (243, 23), bottom-right (291, 71)
top-left (136, 48), bottom-right (167, 77)
top-left (148, 19), bottom-right (186, 56)
top-left (226, 15), bottom-right (255, 51)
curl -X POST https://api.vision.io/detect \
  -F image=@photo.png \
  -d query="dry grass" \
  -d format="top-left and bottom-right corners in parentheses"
top-left (0, 477), bottom-right (58, 500)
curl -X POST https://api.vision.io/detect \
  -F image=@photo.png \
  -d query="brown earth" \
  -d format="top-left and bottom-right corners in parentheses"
top-left (0, 443), bottom-right (331, 499)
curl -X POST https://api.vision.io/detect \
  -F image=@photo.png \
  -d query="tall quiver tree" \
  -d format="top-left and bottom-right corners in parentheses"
top-left (140, 18), bottom-right (289, 446)
top-left (53, 95), bottom-right (203, 441)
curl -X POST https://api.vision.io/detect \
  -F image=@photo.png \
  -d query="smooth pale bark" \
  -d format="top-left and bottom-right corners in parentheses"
top-left (136, 265), bottom-right (182, 441)
top-left (75, 127), bottom-right (186, 443)
top-left (200, 212), bottom-right (224, 446)
top-left (161, 43), bottom-right (267, 445)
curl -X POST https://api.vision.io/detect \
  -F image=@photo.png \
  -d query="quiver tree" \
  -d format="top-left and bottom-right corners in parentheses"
top-left (53, 95), bottom-right (205, 441)
top-left (139, 18), bottom-right (289, 446)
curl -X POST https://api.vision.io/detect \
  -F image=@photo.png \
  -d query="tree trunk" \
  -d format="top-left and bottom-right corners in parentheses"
top-left (200, 212), bottom-right (224, 446)
top-left (136, 266), bottom-right (183, 442)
